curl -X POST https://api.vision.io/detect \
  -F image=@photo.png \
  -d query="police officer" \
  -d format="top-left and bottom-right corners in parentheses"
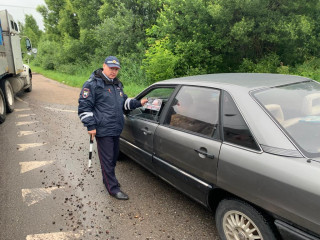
top-left (78, 56), bottom-right (147, 200)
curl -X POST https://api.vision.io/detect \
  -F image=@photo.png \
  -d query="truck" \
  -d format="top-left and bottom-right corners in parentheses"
top-left (0, 9), bottom-right (33, 124)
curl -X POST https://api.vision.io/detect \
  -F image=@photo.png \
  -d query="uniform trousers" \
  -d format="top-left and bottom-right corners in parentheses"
top-left (96, 136), bottom-right (120, 195)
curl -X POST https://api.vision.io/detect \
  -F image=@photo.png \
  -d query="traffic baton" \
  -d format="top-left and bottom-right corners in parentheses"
top-left (88, 135), bottom-right (94, 168)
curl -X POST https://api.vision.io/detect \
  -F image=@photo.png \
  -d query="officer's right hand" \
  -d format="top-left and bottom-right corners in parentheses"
top-left (141, 98), bottom-right (148, 106)
top-left (88, 129), bottom-right (96, 140)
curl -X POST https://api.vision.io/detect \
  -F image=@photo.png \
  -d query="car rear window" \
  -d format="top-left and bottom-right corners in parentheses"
top-left (253, 80), bottom-right (320, 158)
top-left (165, 86), bottom-right (220, 138)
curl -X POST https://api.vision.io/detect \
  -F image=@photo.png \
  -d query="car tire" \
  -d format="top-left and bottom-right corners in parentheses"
top-left (1, 79), bottom-right (15, 113)
top-left (25, 72), bottom-right (32, 92)
top-left (0, 88), bottom-right (6, 124)
top-left (215, 198), bottom-right (277, 240)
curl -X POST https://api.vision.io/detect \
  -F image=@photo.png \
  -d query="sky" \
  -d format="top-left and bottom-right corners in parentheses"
top-left (0, 0), bottom-right (46, 30)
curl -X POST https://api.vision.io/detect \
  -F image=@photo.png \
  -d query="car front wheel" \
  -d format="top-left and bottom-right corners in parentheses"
top-left (215, 198), bottom-right (277, 240)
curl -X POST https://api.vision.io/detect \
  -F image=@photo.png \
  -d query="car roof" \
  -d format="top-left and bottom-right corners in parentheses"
top-left (157, 73), bottom-right (311, 91)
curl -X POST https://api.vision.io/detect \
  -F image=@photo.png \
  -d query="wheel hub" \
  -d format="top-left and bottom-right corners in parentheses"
top-left (235, 228), bottom-right (246, 240)
top-left (223, 210), bottom-right (263, 240)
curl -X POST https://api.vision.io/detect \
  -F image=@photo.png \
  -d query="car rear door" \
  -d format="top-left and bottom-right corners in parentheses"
top-left (153, 86), bottom-right (222, 205)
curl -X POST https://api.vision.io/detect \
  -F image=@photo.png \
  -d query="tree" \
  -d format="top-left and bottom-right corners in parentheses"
top-left (95, 4), bottom-right (145, 59)
top-left (143, 37), bottom-right (178, 82)
top-left (143, 0), bottom-right (320, 79)
top-left (145, 0), bottom-right (221, 77)
top-left (20, 14), bottom-right (42, 48)
top-left (95, 1), bottom-right (162, 62)
top-left (37, 0), bottom-right (66, 40)
top-left (57, 0), bottom-right (80, 39)
top-left (72, 0), bottom-right (103, 29)
top-left (32, 0), bottom-right (320, 82)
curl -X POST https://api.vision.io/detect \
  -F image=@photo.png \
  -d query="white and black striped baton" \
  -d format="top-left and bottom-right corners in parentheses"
top-left (88, 136), bottom-right (94, 168)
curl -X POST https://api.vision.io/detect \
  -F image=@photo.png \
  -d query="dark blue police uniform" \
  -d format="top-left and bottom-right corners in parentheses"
top-left (78, 68), bottom-right (141, 195)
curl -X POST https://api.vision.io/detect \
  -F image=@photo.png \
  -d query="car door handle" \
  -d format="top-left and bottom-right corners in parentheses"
top-left (140, 128), bottom-right (152, 135)
top-left (194, 149), bottom-right (215, 159)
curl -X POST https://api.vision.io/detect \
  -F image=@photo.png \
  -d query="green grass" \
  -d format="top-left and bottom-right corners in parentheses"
top-left (29, 63), bottom-right (147, 97)
top-left (30, 63), bottom-right (88, 88)
top-left (121, 83), bottom-right (147, 97)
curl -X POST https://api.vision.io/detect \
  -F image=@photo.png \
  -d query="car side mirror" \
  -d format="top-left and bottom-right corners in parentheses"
top-left (26, 38), bottom-right (32, 51)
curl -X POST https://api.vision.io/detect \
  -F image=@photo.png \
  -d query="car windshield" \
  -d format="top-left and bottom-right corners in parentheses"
top-left (253, 80), bottom-right (320, 158)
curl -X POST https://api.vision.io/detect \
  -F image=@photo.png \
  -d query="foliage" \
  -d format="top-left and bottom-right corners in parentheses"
top-left (72, 0), bottom-right (103, 29)
top-left (145, 0), bottom-right (220, 77)
top-left (143, 37), bottom-right (178, 83)
top-left (57, 0), bottom-right (80, 39)
top-left (29, 62), bottom-right (147, 96)
top-left (17, 0), bottom-right (320, 87)
top-left (118, 57), bottom-right (148, 86)
top-left (19, 15), bottom-right (42, 48)
top-left (293, 58), bottom-right (320, 81)
top-left (238, 53), bottom-right (281, 73)
top-left (36, 0), bottom-right (65, 40)
top-left (32, 40), bottom-right (60, 70)
top-left (29, 63), bottom-right (89, 87)
top-left (94, 4), bottom-right (144, 60)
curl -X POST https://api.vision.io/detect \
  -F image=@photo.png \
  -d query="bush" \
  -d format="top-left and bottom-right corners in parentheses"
top-left (142, 37), bottom-right (179, 83)
top-left (56, 63), bottom-right (80, 75)
top-left (94, 6), bottom-right (146, 61)
top-left (293, 58), bottom-right (320, 81)
top-left (32, 40), bottom-right (60, 70)
top-left (118, 57), bottom-right (148, 86)
top-left (59, 35), bottom-right (89, 66)
top-left (238, 53), bottom-right (281, 73)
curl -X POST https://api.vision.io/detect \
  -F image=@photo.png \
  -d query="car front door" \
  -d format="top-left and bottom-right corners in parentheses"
top-left (153, 86), bottom-right (222, 205)
top-left (120, 86), bottom-right (176, 172)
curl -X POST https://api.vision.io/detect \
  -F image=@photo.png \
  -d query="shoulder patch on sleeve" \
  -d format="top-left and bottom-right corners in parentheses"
top-left (82, 88), bottom-right (90, 98)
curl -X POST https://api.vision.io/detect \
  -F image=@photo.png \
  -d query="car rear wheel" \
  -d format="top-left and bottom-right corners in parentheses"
top-left (0, 88), bottom-right (6, 123)
top-left (215, 198), bottom-right (277, 240)
top-left (1, 79), bottom-right (14, 113)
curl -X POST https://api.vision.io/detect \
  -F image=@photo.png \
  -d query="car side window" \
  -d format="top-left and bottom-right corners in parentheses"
top-left (222, 91), bottom-right (260, 150)
top-left (165, 86), bottom-right (220, 138)
top-left (129, 87), bottom-right (175, 122)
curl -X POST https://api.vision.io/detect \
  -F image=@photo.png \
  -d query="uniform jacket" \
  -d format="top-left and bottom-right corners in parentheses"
top-left (78, 68), bottom-right (142, 137)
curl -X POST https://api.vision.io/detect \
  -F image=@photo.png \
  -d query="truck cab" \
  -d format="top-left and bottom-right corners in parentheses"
top-left (0, 10), bottom-right (33, 124)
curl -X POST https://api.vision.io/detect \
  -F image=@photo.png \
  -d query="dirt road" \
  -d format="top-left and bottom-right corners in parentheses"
top-left (0, 73), bottom-right (218, 240)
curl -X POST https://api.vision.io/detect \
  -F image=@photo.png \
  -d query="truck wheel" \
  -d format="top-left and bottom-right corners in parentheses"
top-left (1, 79), bottom-right (14, 113)
top-left (0, 88), bottom-right (6, 124)
top-left (215, 198), bottom-right (277, 240)
top-left (25, 72), bottom-right (32, 92)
